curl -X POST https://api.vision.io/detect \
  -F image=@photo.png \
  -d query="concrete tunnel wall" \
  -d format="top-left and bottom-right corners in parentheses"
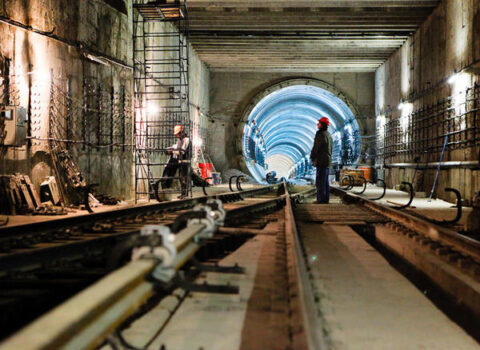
top-left (207, 72), bottom-right (376, 180)
top-left (375, 0), bottom-right (480, 204)
top-left (0, 0), bottom-right (210, 201)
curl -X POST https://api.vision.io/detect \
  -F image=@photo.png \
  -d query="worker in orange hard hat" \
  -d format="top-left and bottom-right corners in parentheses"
top-left (310, 117), bottom-right (332, 203)
top-left (159, 124), bottom-right (191, 199)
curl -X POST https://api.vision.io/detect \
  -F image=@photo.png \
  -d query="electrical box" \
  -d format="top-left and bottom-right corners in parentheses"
top-left (0, 106), bottom-right (27, 146)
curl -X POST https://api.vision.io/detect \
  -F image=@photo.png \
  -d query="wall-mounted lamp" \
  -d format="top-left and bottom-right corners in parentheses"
top-left (447, 70), bottom-right (461, 85)
top-left (146, 102), bottom-right (159, 115)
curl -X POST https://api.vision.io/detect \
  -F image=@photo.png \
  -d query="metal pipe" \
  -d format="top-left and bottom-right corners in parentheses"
top-left (380, 160), bottom-right (479, 169)
top-left (0, 15), bottom-right (132, 70)
top-left (174, 223), bottom-right (206, 251)
top-left (0, 259), bottom-right (156, 350)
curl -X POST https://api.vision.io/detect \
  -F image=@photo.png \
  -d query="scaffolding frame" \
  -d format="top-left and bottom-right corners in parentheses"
top-left (133, 0), bottom-right (191, 202)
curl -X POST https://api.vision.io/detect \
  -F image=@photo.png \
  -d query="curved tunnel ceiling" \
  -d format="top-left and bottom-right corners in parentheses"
top-left (242, 85), bottom-right (361, 183)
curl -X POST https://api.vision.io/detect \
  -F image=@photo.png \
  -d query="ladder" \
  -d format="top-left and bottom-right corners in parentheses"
top-left (133, 0), bottom-right (191, 202)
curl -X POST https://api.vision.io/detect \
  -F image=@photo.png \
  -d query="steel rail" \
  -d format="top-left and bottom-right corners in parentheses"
top-left (0, 186), bottom-right (284, 275)
top-left (284, 188), bottom-right (327, 350)
top-left (0, 185), bottom-right (280, 240)
top-left (0, 223), bottom-right (207, 350)
top-left (0, 186), bottom-right (295, 350)
top-left (331, 186), bottom-right (480, 262)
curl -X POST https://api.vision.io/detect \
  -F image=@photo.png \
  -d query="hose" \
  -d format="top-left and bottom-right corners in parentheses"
top-left (229, 176), bottom-right (238, 192)
top-left (427, 188), bottom-right (462, 225)
top-left (352, 176), bottom-right (367, 195)
top-left (388, 182), bottom-right (414, 210)
top-left (367, 179), bottom-right (387, 200)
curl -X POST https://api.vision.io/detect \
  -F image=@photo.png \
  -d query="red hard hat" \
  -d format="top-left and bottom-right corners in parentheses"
top-left (319, 117), bottom-right (330, 126)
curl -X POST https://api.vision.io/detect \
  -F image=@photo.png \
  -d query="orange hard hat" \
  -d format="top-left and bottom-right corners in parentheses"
top-left (174, 125), bottom-right (184, 135)
top-left (319, 117), bottom-right (330, 126)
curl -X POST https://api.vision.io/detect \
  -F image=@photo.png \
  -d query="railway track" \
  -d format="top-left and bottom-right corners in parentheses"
top-left (0, 184), bottom-right (285, 340)
top-left (1, 183), bottom-right (480, 349)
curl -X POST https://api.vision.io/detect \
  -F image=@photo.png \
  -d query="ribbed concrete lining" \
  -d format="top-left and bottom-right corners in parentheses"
top-left (243, 85), bottom-right (361, 183)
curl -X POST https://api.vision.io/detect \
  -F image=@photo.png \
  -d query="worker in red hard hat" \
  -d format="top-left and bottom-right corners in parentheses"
top-left (159, 124), bottom-right (191, 199)
top-left (310, 117), bottom-right (333, 203)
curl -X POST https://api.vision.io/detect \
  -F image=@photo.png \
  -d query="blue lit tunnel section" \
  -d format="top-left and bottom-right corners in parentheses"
top-left (242, 85), bottom-right (361, 183)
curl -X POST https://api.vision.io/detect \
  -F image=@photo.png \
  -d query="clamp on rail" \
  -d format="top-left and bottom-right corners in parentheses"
top-left (132, 225), bottom-right (177, 283)
top-left (131, 199), bottom-right (230, 288)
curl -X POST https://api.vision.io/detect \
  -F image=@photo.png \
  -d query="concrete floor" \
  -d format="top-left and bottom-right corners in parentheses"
top-left (300, 223), bottom-right (479, 350)
top-left (102, 233), bottom-right (271, 350)
top-left (104, 206), bottom-right (480, 350)
top-left (344, 184), bottom-right (472, 226)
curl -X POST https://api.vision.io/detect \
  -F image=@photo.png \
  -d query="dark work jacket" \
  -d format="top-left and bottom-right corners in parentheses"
top-left (310, 130), bottom-right (333, 168)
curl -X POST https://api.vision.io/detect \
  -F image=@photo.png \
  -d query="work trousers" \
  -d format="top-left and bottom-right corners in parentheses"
top-left (161, 158), bottom-right (179, 189)
top-left (315, 167), bottom-right (330, 204)
top-left (161, 159), bottom-right (189, 195)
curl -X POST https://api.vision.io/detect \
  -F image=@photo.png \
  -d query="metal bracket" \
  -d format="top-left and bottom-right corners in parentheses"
top-left (175, 276), bottom-right (239, 294)
top-left (192, 259), bottom-right (245, 274)
top-left (131, 225), bottom-right (177, 283)
top-left (205, 198), bottom-right (226, 226)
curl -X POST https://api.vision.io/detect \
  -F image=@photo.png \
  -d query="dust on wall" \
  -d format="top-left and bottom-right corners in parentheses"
top-left (375, 0), bottom-right (480, 203)
top-left (0, 0), bottom-right (133, 200)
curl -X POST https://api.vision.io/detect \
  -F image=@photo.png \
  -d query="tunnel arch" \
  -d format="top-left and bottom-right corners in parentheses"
top-left (237, 78), bottom-right (363, 183)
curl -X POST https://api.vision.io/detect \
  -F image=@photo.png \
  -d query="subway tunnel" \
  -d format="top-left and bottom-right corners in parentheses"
top-left (1, 1), bottom-right (480, 349)
top-left (242, 85), bottom-right (361, 183)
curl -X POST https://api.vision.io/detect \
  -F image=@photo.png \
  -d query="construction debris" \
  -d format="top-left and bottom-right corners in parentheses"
top-left (0, 174), bottom-right (43, 215)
